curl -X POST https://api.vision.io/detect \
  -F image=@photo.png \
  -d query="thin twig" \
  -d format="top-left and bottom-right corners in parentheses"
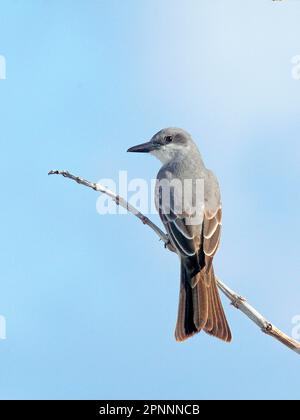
top-left (216, 278), bottom-right (300, 354)
top-left (49, 169), bottom-right (300, 355)
top-left (48, 170), bottom-right (174, 251)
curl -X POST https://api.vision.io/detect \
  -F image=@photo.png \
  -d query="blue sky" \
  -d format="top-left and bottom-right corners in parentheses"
top-left (0, 0), bottom-right (300, 400)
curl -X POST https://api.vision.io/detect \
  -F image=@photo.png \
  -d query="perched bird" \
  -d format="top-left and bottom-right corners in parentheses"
top-left (127, 128), bottom-right (231, 342)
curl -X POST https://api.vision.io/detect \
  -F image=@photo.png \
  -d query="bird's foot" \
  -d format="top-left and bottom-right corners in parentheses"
top-left (163, 235), bottom-right (176, 252)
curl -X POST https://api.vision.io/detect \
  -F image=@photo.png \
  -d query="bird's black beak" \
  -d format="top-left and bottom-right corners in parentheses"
top-left (127, 141), bottom-right (155, 153)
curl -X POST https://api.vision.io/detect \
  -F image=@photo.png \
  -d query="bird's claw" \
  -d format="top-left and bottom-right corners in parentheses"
top-left (163, 236), bottom-right (176, 252)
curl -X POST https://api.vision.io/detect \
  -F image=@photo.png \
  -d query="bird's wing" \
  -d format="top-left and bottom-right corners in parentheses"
top-left (156, 179), bottom-right (201, 258)
top-left (156, 169), bottom-right (222, 271)
top-left (203, 169), bottom-right (222, 272)
top-left (203, 206), bottom-right (222, 272)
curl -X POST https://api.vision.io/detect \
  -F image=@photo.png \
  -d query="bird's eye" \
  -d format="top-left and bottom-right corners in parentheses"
top-left (165, 136), bottom-right (173, 144)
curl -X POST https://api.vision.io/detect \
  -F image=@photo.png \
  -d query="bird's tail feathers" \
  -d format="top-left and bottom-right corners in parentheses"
top-left (175, 264), bottom-right (232, 342)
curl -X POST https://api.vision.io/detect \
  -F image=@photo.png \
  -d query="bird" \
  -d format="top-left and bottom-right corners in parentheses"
top-left (127, 128), bottom-right (231, 342)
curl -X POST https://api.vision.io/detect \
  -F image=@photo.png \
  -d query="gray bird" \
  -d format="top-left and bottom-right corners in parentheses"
top-left (127, 128), bottom-right (231, 342)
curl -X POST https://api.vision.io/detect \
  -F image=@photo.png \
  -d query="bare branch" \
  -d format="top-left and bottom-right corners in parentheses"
top-left (216, 278), bottom-right (300, 354)
top-left (49, 169), bottom-right (300, 355)
top-left (48, 170), bottom-right (174, 251)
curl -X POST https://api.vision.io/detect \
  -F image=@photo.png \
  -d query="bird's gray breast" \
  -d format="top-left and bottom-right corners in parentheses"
top-left (155, 161), bottom-right (207, 217)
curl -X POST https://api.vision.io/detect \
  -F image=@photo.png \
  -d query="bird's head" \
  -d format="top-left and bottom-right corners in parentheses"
top-left (127, 128), bottom-right (194, 164)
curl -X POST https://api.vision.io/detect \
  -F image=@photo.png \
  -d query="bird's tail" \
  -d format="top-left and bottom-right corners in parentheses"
top-left (175, 264), bottom-right (232, 342)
